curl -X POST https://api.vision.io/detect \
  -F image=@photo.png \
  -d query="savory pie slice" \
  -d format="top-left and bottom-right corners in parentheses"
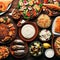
top-left (52, 16), bottom-right (60, 35)
top-left (55, 17), bottom-right (60, 33)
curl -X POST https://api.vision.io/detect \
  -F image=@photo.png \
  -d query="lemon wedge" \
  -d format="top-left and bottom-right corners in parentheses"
top-left (43, 43), bottom-right (51, 48)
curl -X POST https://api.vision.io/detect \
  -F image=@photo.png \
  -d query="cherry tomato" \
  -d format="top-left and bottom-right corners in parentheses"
top-left (32, 9), bottom-right (37, 17)
top-left (26, 11), bottom-right (31, 17)
top-left (44, 0), bottom-right (48, 4)
top-left (36, 0), bottom-right (41, 4)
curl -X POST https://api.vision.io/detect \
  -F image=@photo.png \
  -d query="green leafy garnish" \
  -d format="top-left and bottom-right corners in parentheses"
top-left (59, 3), bottom-right (60, 6)
top-left (23, 9), bottom-right (28, 15)
top-left (24, 15), bottom-right (30, 19)
top-left (48, 0), bottom-right (51, 3)
top-left (17, 3), bottom-right (21, 9)
top-left (23, 9), bottom-right (30, 19)
top-left (39, 4), bottom-right (43, 8)
top-left (20, 0), bottom-right (23, 2)
top-left (4, 17), bottom-right (8, 21)
top-left (36, 9), bottom-right (39, 12)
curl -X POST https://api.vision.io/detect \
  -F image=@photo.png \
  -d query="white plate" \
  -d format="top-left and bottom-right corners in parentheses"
top-left (52, 16), bottom-right (60, 35)
top-left (0, 3), bottom-right (11, 15)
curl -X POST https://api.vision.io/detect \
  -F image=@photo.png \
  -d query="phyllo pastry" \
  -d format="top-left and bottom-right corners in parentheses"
top-left (55, 17), bottom-right (60, 33)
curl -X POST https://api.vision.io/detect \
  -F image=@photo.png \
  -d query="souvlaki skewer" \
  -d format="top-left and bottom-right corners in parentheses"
top-left (43, 4), bottom-right (60, 11)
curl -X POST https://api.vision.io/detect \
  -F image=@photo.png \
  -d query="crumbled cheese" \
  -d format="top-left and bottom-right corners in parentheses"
top-left (39, 29), bottom-right (51, 41)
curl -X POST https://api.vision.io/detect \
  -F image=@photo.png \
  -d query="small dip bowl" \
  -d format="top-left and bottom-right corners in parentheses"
top-left (18, 21), bottom-right (38, 42)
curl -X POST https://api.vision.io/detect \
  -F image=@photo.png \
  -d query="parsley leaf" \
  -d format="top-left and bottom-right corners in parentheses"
top-left (39, 4), bottom-right (43, 8)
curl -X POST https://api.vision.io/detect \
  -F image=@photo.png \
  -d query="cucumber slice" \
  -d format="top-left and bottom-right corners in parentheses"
top-left (39, 4), bottom-right (43, 8)
top-left (19, 0), bottom-right (23, 2)
top-left (17, 3), bottom-right (21, 9)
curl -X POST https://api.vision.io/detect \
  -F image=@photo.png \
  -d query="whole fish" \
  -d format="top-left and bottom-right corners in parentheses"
top-left (13, 39), bottom-right (24, 44)
top-left (12, 45), bottom-right (25, 50)
top-left (14, 50), bottom-right (25, 56)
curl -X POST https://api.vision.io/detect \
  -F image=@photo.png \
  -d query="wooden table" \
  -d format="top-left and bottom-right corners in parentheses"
top-left (0, 0), bottom-right (60, 60)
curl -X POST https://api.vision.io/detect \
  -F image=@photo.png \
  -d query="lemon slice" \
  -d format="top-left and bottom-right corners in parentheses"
top-left (43, 43), bottom-right (51, 48)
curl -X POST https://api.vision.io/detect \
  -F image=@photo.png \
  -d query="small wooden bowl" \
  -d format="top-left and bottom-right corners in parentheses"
top-left (18, 21), bottom-right (39, 42)
top-left (38, 29), bottom-right (53, 42)
top-left (10, 39), bottom-right (28, 58)
top-left (29, 41), bottom-right (43, 57)
top-left (0, 46), bottom-right (10, 60)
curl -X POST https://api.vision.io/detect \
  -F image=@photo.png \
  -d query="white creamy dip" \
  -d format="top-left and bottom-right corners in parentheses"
top-left (45, 49), bottom-right (54, 58)
top-left (21, 24), bottom-right (35, 39)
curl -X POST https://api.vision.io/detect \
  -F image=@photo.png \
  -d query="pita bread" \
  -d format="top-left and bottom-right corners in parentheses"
top-left (0, 0), bottom-right (13, 11)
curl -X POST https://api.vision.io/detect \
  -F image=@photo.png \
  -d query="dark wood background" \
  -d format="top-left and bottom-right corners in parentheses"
top-left (0, 0), bottom-right (60, 60)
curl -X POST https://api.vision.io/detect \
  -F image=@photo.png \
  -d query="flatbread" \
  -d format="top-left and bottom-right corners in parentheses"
top-left (0, 0), bottom-right (13, 11)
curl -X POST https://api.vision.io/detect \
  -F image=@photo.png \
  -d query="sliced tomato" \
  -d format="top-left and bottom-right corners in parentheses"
top-left (26, 11), bottom-right (31, 17)
top-left (24, 0), bottom-right (27, 3)
top-left (36, 0), bottom-right (41, 4)
top-left (44, 0), bottom-right (48, 4)
top-left (32, 9), bottom-right (37, 17)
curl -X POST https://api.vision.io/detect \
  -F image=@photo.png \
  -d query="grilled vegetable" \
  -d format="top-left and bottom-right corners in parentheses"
top-left (44, 0), bottom-right (48, 3)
